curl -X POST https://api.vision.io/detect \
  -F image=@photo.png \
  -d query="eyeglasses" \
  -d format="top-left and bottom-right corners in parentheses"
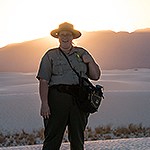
top-left (59, 33), bottom-right (73, 38)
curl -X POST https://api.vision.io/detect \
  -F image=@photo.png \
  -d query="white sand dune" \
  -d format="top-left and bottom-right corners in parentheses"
top-left (0, 137), bottom-right (150, 150)
top-left (0, 69), bottom-right (150, 134)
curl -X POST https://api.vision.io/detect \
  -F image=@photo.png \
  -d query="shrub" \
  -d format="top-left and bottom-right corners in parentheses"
top-left (0, 124), bottom-right (150, 147)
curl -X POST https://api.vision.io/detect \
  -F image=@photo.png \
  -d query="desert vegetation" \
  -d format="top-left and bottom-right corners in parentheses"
top-left (0, 124), bottom-right (150, 147)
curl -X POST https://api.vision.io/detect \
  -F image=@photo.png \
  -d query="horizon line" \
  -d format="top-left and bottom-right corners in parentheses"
top-left (1, 27), bottom-right (150, 49)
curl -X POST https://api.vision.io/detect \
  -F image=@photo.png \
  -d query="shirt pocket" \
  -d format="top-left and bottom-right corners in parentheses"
top-left (78, 62), bottom-right (87, 74)
top-left (74, 58), bottom-right (87, 75)
top-left (52, 60), bottom-right (63, 75)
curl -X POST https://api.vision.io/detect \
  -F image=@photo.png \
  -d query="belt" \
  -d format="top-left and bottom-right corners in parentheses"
top-left (50, 84), bottom-right (79, 96)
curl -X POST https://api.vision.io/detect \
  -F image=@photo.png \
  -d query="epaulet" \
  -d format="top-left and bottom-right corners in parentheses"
top-left (74, 46), bottom-right (88, 51)
top-left (74, 46), bottom-right (85, 50)
top-left (45, 47), bottom-right (59, 55)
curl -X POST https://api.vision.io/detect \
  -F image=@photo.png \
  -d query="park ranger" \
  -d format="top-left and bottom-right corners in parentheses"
top-left (36, 22), bottom-right (101, 150)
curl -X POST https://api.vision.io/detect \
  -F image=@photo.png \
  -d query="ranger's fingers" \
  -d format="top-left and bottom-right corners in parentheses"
top-left (42, 111), bottom-right (51, 119)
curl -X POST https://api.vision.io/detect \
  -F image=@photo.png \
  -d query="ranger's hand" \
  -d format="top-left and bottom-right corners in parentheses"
top-left (40, 103), bottom-right (51, 119)
top-left (82, 54), bottom-right (93, 64)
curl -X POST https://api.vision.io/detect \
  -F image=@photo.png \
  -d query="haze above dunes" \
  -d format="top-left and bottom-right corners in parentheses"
top-left (0, 29), bottom-right (150, 72)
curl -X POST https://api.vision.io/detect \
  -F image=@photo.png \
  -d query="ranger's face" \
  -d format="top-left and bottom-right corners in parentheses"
top-left (58, 31), bottom-right (73, 49)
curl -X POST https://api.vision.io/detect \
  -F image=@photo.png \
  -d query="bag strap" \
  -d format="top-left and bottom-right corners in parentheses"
top-left (59, 47), bottom-right (80, 78)
top-left (59, 47), bottom-right (94, 88)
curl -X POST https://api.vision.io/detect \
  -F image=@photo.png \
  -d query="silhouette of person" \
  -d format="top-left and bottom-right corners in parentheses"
top-left (36, 22), bottom-right (101, 150)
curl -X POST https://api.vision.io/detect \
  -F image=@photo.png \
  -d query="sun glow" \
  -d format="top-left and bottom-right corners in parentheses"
top-left (0, 0), bottom-right (150, 47)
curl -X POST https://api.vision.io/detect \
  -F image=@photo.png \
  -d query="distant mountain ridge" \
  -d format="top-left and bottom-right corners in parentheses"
top-left (0, 29), bottom-right (150, 72)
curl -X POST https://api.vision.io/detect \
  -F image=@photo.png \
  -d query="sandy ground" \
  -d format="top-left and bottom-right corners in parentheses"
top-left (0, 69), bottom-right (150, 133)
top-left (0, 137), bottom-right (150, 150)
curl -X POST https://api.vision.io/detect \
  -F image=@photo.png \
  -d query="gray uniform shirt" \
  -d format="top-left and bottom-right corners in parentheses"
top-left (37, 46), bottom-right (91, 85)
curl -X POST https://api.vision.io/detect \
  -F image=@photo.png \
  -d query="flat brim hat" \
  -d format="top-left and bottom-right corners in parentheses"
top-left (50, 22), bottom-right (81, 39)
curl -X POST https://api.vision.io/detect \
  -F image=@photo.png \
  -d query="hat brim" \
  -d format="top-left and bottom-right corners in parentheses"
top-left (50, 29), bottom-right (81, 39)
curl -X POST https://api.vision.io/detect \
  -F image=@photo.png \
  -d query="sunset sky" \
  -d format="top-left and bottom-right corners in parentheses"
top-left (0, 0), bottom-right (150, 48)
